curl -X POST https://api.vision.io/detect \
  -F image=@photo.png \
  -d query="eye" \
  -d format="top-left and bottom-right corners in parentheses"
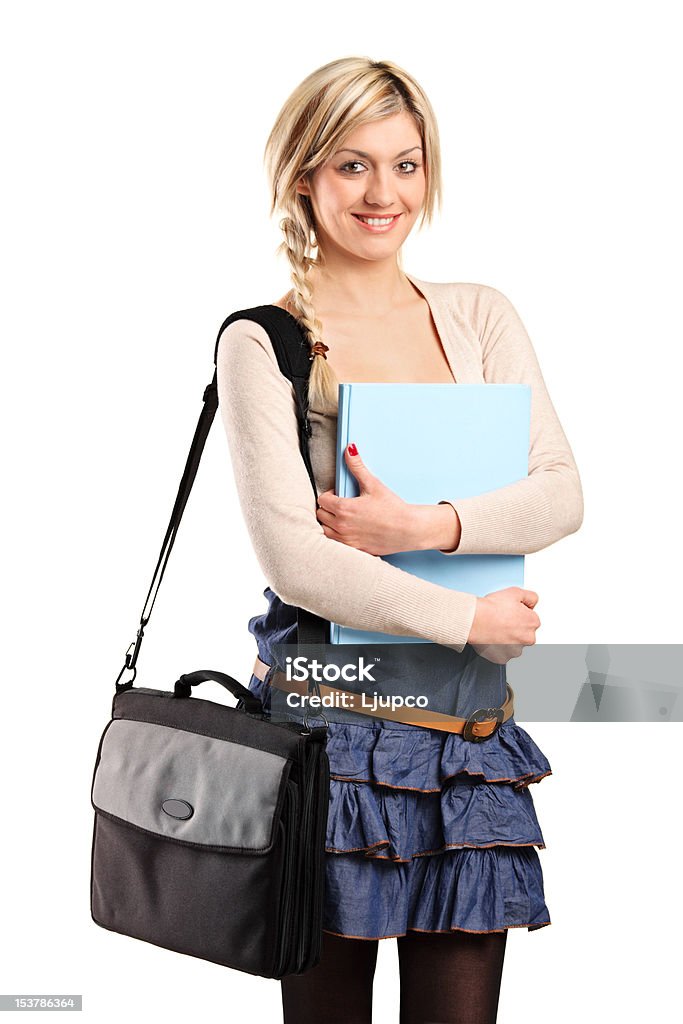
top-left (397, 160), bottom-right (421, 174)
top-left (339, 161), bottom-right (366, 174)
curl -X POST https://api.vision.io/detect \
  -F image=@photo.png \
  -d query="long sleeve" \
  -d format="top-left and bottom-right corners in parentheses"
top-left (216, 318), bottom-right (478, 650)
top-left (438, 286), bottom-right (584, 556)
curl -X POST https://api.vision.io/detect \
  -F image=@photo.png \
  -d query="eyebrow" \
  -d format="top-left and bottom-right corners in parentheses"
top-left (335, 146), bottom-right (423, 159)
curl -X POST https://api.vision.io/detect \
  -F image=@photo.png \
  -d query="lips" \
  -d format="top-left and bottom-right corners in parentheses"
top-left (351, 213), bottom-right (403, 234)
top-left (352, 213), bottom-right (401, 221)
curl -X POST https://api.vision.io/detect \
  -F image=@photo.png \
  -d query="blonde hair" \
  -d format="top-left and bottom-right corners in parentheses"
top-left (264, 57), bottom-right (443, 414)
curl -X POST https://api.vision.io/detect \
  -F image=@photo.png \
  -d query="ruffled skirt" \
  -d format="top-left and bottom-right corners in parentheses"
top-left (248, 670), bottom-right (552, 939)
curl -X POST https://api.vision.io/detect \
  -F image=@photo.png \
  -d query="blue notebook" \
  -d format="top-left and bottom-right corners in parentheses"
top-left (330, 382), bottom-right (531, 644)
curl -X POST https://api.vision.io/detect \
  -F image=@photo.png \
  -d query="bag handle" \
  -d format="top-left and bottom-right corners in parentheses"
top-left (173, 669), bottom-right (263, 714)
top-left (115, 306), bottom-right (329, 695)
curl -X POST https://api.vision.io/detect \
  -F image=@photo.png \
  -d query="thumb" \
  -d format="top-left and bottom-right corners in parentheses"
top-left (345, 443), bottom-right (374, 489)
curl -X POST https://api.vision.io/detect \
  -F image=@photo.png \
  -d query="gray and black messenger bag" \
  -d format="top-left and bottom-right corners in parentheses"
top-left (90, 306), bottom-right (332, 979)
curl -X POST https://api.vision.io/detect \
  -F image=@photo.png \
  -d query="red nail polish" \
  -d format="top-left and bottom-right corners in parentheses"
top-left (347, 443), bottom-right (358, 456)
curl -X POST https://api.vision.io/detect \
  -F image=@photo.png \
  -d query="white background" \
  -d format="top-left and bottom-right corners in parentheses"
top-left (1, 1), bottom-right (681, 1020)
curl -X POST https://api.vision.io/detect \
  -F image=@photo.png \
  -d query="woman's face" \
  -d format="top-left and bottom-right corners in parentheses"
top-left (297, 110), bottom-right (426, 265)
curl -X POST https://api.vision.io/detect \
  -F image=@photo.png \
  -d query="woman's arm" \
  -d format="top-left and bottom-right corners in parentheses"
top-left (216, 318), bottom-right (478, 650)
top-left (436, 285), bottom-right (584, 556)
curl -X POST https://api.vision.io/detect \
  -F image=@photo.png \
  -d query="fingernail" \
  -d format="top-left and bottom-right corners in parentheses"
top-left (347, 443), bottom-right (358, 456)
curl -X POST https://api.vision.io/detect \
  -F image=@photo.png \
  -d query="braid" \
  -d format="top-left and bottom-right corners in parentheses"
top-left (277, 213), bottom-right (339, 415)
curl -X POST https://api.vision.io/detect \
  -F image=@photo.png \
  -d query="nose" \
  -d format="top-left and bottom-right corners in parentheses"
top-left (362, 166), bottom-right (399, 209)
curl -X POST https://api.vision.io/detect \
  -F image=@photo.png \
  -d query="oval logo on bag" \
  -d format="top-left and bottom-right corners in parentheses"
top-left (161, 798), bottom-right (194, 820)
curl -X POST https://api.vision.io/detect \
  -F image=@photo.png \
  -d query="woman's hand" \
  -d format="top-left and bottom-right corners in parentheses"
top-left (316, 444), bottom-right (462, 555)
top-left (316, 444), bottom-right (417, 556)
top-left (468, 587), bottom-right (541, 664)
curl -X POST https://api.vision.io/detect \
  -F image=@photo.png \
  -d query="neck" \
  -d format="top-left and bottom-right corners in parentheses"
top-left (305, 258), bottom-right (414, 317)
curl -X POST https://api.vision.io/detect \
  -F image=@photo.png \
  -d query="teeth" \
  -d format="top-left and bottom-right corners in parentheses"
top-left (356, 215), bottom-right (396, 226)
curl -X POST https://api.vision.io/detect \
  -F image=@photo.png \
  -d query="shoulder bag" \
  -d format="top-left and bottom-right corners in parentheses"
top-left (90, 306), bottom-right (331, 979)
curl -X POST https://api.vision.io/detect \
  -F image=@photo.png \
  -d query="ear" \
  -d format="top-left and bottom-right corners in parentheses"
top-left (296, 174), bottom-right (311, 197)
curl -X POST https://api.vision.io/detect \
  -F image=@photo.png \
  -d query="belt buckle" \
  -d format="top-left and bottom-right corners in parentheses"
top-left (462, 706), bottom-right (504, 743)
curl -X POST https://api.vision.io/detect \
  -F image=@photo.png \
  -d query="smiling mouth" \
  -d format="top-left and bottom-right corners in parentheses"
top-left (352, 213), bottom-right (401, 223)
top-left (351, 213), bottom-right (402, 229)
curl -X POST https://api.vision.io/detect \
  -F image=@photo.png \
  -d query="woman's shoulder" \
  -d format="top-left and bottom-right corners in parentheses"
top-left (410, 274), bottom-right (510, 304)
top-left (216, 314), bottom-right (282, 374)
top-left (408, 276), bottom-right (516, 326)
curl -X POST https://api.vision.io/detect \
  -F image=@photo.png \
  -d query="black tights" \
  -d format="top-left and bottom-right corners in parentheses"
top-left (280, 928), bottom-right (508, 1024)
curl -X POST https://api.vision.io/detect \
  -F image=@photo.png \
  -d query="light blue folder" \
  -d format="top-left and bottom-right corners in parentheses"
top-left (331, 383), bottom-right (531, 644)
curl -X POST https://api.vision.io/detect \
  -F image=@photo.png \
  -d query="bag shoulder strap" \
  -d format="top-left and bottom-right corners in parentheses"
top-left (115, 305), bottom-right (328, 694)
top-left (215, 305), bottom-right (318, 500)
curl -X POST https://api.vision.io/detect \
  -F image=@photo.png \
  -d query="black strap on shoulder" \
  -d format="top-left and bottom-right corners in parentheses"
top-left (215, 305), bottom-right (318, 498)
top-left (115, 305), bottom-right (330, 694)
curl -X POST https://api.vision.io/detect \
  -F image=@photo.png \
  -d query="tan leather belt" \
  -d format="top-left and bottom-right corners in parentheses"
top-left (252, 654), bottom-right (514, 741)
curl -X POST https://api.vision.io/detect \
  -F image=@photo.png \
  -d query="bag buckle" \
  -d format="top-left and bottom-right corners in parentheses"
top-left (462, 706), bottom-right (504, 742)
top-left (302, 708), bottom-right (329, 733)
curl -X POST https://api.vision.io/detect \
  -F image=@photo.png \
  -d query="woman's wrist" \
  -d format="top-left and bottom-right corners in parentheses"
top-left (407, 501), bottom-right (462, 552)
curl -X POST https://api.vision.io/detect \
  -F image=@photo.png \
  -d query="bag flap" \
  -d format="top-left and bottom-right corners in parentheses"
top-left (92, 718), bottom-right (291, 852)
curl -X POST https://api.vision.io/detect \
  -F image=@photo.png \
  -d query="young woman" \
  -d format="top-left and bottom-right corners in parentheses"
top-left (217, 57), bottom-right (583, 1024)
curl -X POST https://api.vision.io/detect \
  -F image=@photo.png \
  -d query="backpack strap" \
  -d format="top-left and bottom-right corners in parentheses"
top-left (115, 305), bottom-right (329, 694)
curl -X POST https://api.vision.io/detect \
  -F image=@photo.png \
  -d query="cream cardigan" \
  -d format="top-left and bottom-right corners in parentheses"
top-left (216, 275), bottom-right (583, 651)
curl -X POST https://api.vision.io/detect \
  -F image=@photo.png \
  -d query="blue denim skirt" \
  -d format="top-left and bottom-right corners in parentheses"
top-left (247, 589), bottom-right (552, 940)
